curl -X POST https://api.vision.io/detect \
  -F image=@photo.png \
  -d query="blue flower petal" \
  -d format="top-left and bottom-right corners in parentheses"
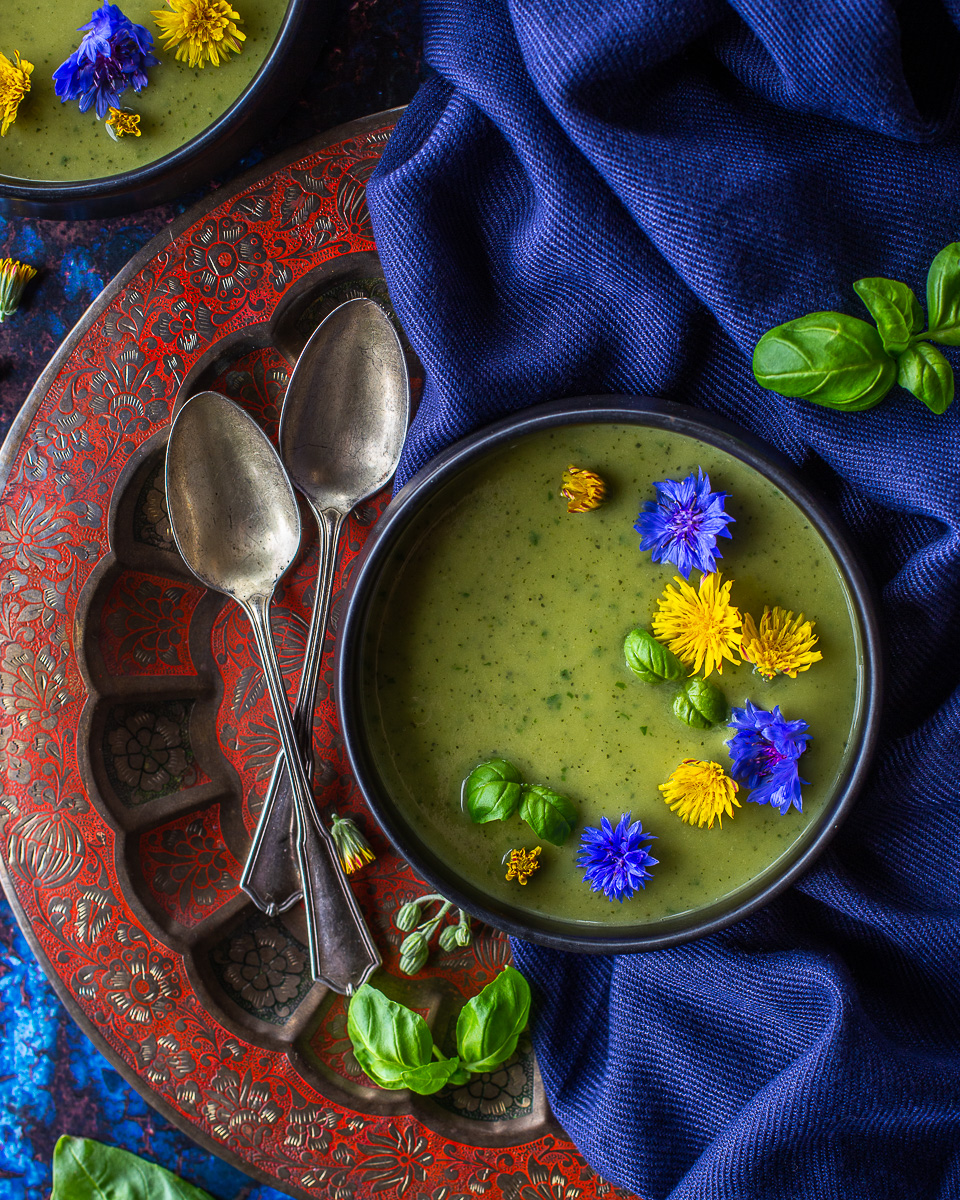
top-left (634, 467), bottom-right (735, 579)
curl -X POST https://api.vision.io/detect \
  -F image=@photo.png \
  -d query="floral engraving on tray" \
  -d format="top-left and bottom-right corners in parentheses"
top-left (440, 1035), bottom-right (535, 1122)
top-left (142, 811), bottom-right (240, 925)
top-left (211, 913), bottom-right (312, 1025)
top-left (103, 576), bottom-right (194, 671)
top-left (185, 216), bottom-right (267, 305)
top-left (102, 700), bottom-right (198, 805)
top-left (132, 456), bottom-right (175, 550)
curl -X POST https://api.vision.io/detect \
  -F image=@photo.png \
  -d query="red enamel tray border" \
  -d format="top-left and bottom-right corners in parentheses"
top-left (0, 110), bottom-right (632, 1200)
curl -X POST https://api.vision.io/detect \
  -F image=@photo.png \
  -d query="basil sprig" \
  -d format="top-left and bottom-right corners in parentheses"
top-left (753, 242), bottom-right (960, 415)
top-left (623, 628), bottom-right (727, 728)
top-left (463, 758), bottom-right (577, 844)
top-left (348, 967), bottom-right (531, 1095)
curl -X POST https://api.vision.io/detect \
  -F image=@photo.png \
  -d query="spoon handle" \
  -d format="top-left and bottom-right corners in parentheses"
top-left (241, 507), bottom-right (347, 913)
top-left (243, 592), bottom-right (380, 993)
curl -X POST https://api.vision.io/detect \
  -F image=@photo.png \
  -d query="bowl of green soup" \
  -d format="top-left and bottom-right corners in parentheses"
top-left (337, 396), bottom-right (882, 952)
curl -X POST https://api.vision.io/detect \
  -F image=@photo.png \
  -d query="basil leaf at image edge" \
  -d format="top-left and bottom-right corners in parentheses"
top-left (52, 1136), bottom-right (215, 1200)
top-left (852, 276), bottom-right (923, 355)
top-left (462, 758), bottom-right (524, 824)
top-left (347, 983), bottom-right (434, 1088)
top-left (752, 312), bottom-right (896, 410)
top-left (897, 343), bottom-right (955, 414)
top-left (925, 242), bottom-right (960, 344)
top-left (519, 784), bottom-right (577, 845)
top-left (624, 628), bottom-right (685, 683)
top-left (456, 966), bottom-right (532, 1075)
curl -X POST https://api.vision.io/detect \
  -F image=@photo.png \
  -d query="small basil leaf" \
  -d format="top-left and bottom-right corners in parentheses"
top-left (925, 242), bottom-right (960, 344)
top-left (623, 628), bottom-right (685, 683)
top-left (398, 1058), bottom-right (463, 1095)
top-left (753, 312), bottom-right (896, 410)
top-left (673, 677), bottom-right (727, 729)
top-left (347, 983), bottom-right (434, 1089)
top-left (519, 784), bottom-right (577, 845)
top-left (897, 343), bottom-right (954, 414)
top-left (456, 966), bottom-right (532, 1074)
top-left (462, 758), bottom-right (523, 824)
top-left (52, 1136), bottom-right (216, 1200)
top-left (852, 277), bottom-right (923, 355)
top-left (448, 1064), bottom-right (472, 1087)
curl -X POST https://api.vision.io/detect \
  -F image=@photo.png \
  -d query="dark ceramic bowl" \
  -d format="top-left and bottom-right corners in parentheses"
top-left (337, 396), bottom-right (883, 953)
top-left (0, 0), bottom-right (326, 219)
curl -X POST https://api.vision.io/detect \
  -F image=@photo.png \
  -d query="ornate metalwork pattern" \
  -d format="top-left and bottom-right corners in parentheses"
top-left (0, 115), bottom-right (633, 1200)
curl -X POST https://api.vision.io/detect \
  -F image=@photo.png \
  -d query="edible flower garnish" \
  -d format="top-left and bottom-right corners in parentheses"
top-left (505, 845), bottom-right (541, 885)
top-left (105, 106), bottom-right (141, 137)
top-left (726, 701), bottom-right (811, 814)
top-left (659, 759), bottom-right (740, 829)
top-left (740, 606), bottom-right (823, 680)
top-left (560, 464), bottom-right (606, 512)
top-left (0, 258), bottom-right (37, 322)
top-left (0, 50), bottom-right (33, 136)
top-left (153, 0), bottom-right (246, 68)
top-left (53, 3), bottom-right (159, 119)
top-left (329, 812), bottom-right (374, 874)
top-left (651, 571), bottom-right (742, 678)
top-left (634, 468), bottom-right (734, 577)
top-left (577, 813), bottom-right (657, 902)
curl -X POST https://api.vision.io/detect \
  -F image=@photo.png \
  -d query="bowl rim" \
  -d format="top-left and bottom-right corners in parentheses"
top-left (0, 0), bottom-right (325, 218)
top-left (337, 394), bottom-right (884, 953)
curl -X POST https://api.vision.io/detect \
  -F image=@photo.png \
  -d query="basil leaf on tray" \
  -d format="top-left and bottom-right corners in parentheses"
top-left (897, 342), bottom-right (955, 414)
top-left (397, 1058), bottom-right (464, 1094)
top-left (674, 677), bottom-right (727, 729)
top-left (456, 966), bottom-right (532, 1074)
top-left (519, 784), bottom-right (577, 845)
top-left (752, 312), bottom-right (896, 410)
top-left (347, 983), bottom-right (439, 1091)
top-left (624, 627), bottom-right (685, 683)
top-left (462, 758), bottom-right (524, 823)
top-left (852, 277), bottom-right (923, 355)
top-left (52, 1136), bottom-right (215, 1200)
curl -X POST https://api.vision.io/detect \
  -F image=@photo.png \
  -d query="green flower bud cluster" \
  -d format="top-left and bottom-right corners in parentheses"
top-left (395, 892), bottom-right (473, 977)
top-left (623, 628), bottom-right (728, 728)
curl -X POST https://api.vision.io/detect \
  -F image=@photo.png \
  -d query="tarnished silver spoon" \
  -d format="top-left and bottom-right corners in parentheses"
top-left (164, 389), bottom-right (380, 994)
top-left (240, 297), bottom-right (409, 915)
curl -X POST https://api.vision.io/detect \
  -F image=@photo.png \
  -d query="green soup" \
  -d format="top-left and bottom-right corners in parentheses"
top-left (363, 423), bottom-right (865, 932)
top-left (2, 0), bottom-right (287, 181)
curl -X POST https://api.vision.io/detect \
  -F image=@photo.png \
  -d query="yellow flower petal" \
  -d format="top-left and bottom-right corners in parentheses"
top-left (0, 50), bottom-right (33, 137)
top-left (741, 606), bottom-right (823, 680)
top-left (659, 759), bottom-right (740, 829)
top-left (560, 465), bottom-right (606, 513)
top-left (152, 0), bottom-right (245, 68)
top-left (651, 571), bottom-right (742, 678)
top-left (505, 845), bottom-right (542, 885)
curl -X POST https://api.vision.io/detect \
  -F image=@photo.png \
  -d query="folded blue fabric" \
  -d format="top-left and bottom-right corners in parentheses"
top-left (367, 1), bottom-right (960, 1196)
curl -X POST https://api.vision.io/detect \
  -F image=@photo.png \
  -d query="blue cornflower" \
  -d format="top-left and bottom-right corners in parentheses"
top-left (726, 700), bottom-right (811, 814)
top-left (53, 3), bottom-right (158, 118)
top-left (634, 468), bottom-right (735, 578)
top-left (577, 812), bottom-right (658, 902)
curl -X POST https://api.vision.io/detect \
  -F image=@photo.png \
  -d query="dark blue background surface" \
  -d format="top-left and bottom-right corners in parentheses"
top-left (0, 1), bottom-right (421, 1193)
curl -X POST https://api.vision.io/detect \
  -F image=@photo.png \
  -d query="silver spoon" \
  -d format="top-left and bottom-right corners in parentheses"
top-left (241, 297), bottom-right (410, 914)
top-left (164, 389), bottom-right (380, 994)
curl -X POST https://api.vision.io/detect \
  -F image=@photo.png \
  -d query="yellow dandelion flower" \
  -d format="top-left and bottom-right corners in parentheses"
top-left (105, 107), bottom-right (142, 138)
top-left (741, 606), bottom-right (823, 680)
top-left (659, 759), bottom-right (740, 829)
top-left (152, 0), bottom-right (245, 68)
top-left (505, 845), bottom-right (542, 885)
top-left (329, 812), bottom-right (375, 874)
top-left (560, 465), bottom-right (606, 512)
top-left (651, 571), bottom-right (742, 677)
top-left (0, 50), bottom-right (33, 137)
top-left (0, 258), bottom-right (37, 322)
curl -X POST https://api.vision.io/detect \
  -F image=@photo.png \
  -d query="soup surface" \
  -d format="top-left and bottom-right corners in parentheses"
top-left (365, 423), bottom-right (863, 930)
top-left (3, 0), bottom-right (286, 181)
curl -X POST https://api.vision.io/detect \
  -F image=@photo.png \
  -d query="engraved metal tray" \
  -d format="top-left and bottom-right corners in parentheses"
top-left (0, 111), bottom-right (629, 1199)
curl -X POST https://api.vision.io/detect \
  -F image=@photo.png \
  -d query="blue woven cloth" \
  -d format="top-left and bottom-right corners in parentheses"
top-left (367, 1), bottom-right (960, 1196)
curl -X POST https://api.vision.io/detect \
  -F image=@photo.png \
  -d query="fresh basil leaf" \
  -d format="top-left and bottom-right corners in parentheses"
top-left (623, 628), bottom-right (685, 683)
top-left (753, 312), bottom-right (896, 410)
top-left (673, 677), bottom-right (727, 729)
top-left (925, 242), bottom-right (960, 344)
top-left (398, 1058), bottom-right (464, 1094)
top-left (852, 277), bottom-right (923, 355)
top-left (52, 1136), bottom-right (215, 1200)
top-left (897, 343), bottom-right (954, 414)
top-left (519, 784), bottom-right (577, 845)
top-left (462, 758), bottom-right (523, 824)
top-left (457, 966), bottom-right (532, 1074)
top-left (347, 983), bottom-right (434, 1089)
top-left (448, 1064), bottom-right (472, 1087)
